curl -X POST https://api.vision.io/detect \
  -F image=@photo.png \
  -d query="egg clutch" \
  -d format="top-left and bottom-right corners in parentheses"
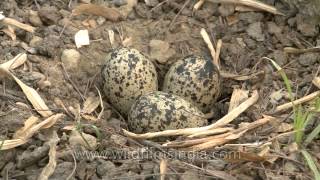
top-left (102, 47), bottom-right (221, 133)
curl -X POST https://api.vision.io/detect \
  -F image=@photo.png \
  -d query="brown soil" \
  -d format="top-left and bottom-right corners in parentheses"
top-left (0, 0), bottom-right (319, 179)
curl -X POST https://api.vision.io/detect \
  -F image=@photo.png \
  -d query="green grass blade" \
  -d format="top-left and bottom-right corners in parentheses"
top-left (294, 105), bottom-right (306, 144)
top-left (305, 123), bottom-right (320, 145)
top-left (301, 149), bottom-right (320, 180)
top-left (90, 125), bottom-right (102, 141)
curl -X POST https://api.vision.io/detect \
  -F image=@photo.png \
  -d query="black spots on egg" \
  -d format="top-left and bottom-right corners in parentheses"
top-left (180, 115), bottom-right (187, 122)
top-left (203, 79), bottom-right (210, 87)
top-left (128, 91), bottom-right (207, 133)
top-left (191, 93), bottom-right (197, 101)
top-left (162, 55), bottom-right (221, 113)
top-left (197, 60), bottom-right (214, 79)
top-left (102, 47), bottom-right (158, 116)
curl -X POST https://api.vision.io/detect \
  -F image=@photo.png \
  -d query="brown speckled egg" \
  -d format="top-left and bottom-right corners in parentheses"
top-left (128, 91), bottom-right (207, 133)
top-left (102, 47), bottom-right (158, 116)
top-left (162, 55), bottom-right (221, 113)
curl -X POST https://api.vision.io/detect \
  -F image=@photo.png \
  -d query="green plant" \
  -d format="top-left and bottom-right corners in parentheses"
top-left (75, 121), bottom-right (102, 150)
top-left (266, 57), bottom-right (320, 180)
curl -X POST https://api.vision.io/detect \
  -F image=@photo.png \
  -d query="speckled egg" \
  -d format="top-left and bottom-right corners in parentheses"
top-left (128, 91), bottom-right (207, 133)
top-left (102, 47), bottom-right (158, 116)
top-left (162, 55), bottom-right (221, 113)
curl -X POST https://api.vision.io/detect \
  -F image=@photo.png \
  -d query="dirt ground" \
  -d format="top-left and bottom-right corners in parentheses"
top-left (0, 0), bottom-right (319, 179)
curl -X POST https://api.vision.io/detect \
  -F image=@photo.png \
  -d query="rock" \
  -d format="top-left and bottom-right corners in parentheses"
top-left (96, 160), bottom-right (116, 178)
top-left (149, 39), bottom-right (175, 64)
top-left (69, 130), bottom-right (97, 150)
top-left (270, 50), bottom-right (287, 66)
top-left (110, 134), bottom-right (127, 146)
top-left (270, 89), bottom-right (284, 104)
top-left (38, 6), bottom-right (62, 25)
top-left (284, 162), bottom-right (299, 173)
top-left (145, 0), bottom-right (159, 7)
top-left (61, 49), bottom-right (81, 71)
top-left (36, 35), bottom-right (61, 57)
top-left (296, 14), bottom-right (318, 37)
top-left (239, 12), bottom-right (264, 23)
top-left (29, 10), bottom-right (43, 27)
top-left (29, 36), bottom-right (43, 47)
top-left (0, 150), bottom-right (15, 170)
top-left (246, 22), bottom-right (265, 42)
top-left (112, 0), bottom-right (127, 7)
top-left (298, 53), bottom-right (319, 66)
top-left (17, 144), bottom-right (50, 169)
top-left (50, 162), bottom-right (76, 180)
top-left (97, 17), bottom-right (106, 25)
top-left (218, 4), bottom-right (235, 16)
top-left (267, 21), bottom-right (282, 35)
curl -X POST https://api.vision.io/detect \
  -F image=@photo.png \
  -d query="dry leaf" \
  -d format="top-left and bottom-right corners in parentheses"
top-left (81, 114), bottom-right (98, 121)
top-left (200, 28), bottom-right (216, 65)
top-left (2, 25), bottom-right (16, 40)
top-left (194, 0), bottom-right (205, 11)
top-left (224, 151), bottom-right (266, 163)
top-left (14, 116), bottom-right (39, 139)
top-left (312, 77), bottom-right (320, 89)
top-left (11, 74), bottom-right (53, 117)
top-left (24, 114), bottom-right (63, 139)
top-left (1, 17), bottom-right (36, 33)
top-left (72, 4), bottom-right (123, 22)
top-left (0, 13), bottom-right (4, 20)
top-left (0, 54), bottom-right (52, 117)
top-left (226, 15), bottom-right (239, 26)
top-left (228, 89), bottom-right (249, 112)
top-left (277, 122), bottom-right (293, 133)
top-left (207, 0), bottom-right (284, 15)
top-left (74, 29), bottom-right (90, 48)
top-left (82, 96), bottom-right (100, 114)
top-left (0, 53), bottom-right (27, 70)
top-left (160, 159), bottom-right (167, 180)
top-left (0, 139), bottom-right (28, 150)
top-left (108, 29), bottom-right (115, 47)
top-left (235, 5), bottom-right (261, 12)
top-left (38, 130), bottom-right (59, 180)
top-left (62, 125), bottom-right (76, 131)
top-left (122, 37), bottom-right (132, 47)
top-left (1, 114), bottom-right (62, 150)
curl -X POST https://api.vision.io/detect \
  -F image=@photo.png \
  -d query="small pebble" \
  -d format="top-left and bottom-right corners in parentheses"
top-left (298, 53), bottom-right (319, 66)
top-left (112, 0), bottom-right (127, 7)
top-left (61, 49), bottom-right (81, 71)
top-left (38, 6), bottom-right (62, 25)
top-left (69, 130), bottom-right (97, 150)
top-left (29, 36), bottom-right (43, 47)
top-left (110, 134), bottom-right (127, 146)
top-left (267, 21), bottom-right (282, 35)
top-left (296, 15), bottom-right (318, 37)
top-left (145, 0), bottom-right (159, 7)
top-left (97, 160), bottom-right (116, 177)
top-left (218, 4), bottom-right (235, 16)
top-left (246, 22), bottom-right (265, 42)
top-left (149, 39), bottom-right (175, 64)
top-left (28, 10), bottom-right (43, 27)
